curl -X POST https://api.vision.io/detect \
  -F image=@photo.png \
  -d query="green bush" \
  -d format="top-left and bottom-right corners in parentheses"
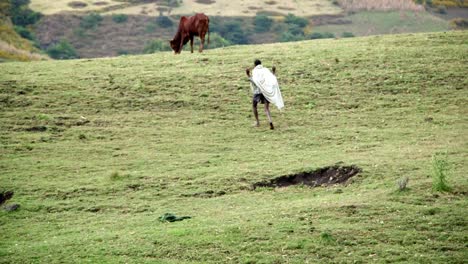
top-left (431, 153), bottom-right (452, 192)
top-left (342, 32), bottom-right (355, 38)
top-left (80, 13), bottom-right (103, 29)
top-left (254, 15), bottom-right (273, 33)
top-left (14, 25), bottom-right (35, 41)
top-left (219, 21), bottom-right (248, 44)
top-left (112, 14), bottom-right (128, 23)
top-left (9, 0), bottom-right (42, 27)
top-left (143, 39), bottom-right (171, 53)
top-left (156, 16), bottom-right (173, 28)
top-left (284, 13), bottom-right (308, 28)
top-left (46, 39), bottom-right (79, 60)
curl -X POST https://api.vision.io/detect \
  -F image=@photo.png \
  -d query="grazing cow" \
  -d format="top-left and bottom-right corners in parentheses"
top-left (170, 13), bottom-right (210, 54)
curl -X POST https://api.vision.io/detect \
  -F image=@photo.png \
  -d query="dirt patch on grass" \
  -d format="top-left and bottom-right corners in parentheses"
top-left (195, 0), bottom-right (216, 4)
top-left (25, 126), bottom-right (47, 132)
top-left (68, 1), bottom-right (88, 9)
top-left (93, 1), bottom-right (109, 6)
top-left (253, 165), bottom-right (361, 189)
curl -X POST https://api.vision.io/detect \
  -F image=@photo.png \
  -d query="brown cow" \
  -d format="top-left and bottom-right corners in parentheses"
top-left (170, 13), bottom-right (210, 54)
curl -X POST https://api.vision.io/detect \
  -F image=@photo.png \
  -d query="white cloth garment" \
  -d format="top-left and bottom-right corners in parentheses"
top-left (251, 65), bottom-right (284, 110)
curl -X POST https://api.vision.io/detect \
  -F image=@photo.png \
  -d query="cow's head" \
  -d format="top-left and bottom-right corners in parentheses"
top-left (169, 39), bottom-right (181, 54)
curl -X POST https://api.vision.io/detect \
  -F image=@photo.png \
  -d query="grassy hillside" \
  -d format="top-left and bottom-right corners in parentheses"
top-left (1, 31), bottom-right (467, 263)
top-left (314, 11), bottom-right (450, 37)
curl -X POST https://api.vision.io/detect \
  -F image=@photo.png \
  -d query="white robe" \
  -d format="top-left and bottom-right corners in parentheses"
top-left (251, 65), bottom-right (284, 110)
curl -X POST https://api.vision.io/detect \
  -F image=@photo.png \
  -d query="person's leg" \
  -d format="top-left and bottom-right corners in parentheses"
top-left (264, 102), bottom-right (274, 130)
top-left (252, 99), bottom-right (260, 127)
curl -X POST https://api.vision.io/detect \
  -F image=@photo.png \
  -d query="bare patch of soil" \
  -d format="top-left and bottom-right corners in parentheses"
top-left (253, 165), bottom-right (361, 189)
top-left (195, 0), bottom-right (216, 4)
top-left (93, 1), bottom-right (109, 6)
top-left (0, 191), bottom-right (14, 205)
top-left (68, 1), bottom-right (88, 9)
top-left (278, 6), bottom-right (296, 11)
top-left (25, 126), bottom-right (47, 132)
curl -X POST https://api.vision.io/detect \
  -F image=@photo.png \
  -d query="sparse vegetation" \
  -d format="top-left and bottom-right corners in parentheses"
top-left (338, 0), bottom-right (425, 11)
top-left (143, 39), bottom-right (171, 53)
top-left (80, 12), bottom-right (103, 29)
top-left (341, 31), bottom-right (355, 38)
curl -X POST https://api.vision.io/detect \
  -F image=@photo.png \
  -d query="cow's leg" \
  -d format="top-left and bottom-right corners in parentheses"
top-left (199, 32), bottom-right (205, 53)
top-left (190, 36), bottom-right (194, 53)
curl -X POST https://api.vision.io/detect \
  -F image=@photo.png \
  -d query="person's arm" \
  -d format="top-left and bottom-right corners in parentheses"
top-left (246, 68), bottom-right (256, 84)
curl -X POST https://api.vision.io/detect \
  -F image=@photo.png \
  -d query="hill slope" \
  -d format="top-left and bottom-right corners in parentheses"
top-left (30, 0), bottom-right (342, 17)
top-left (0, 17), bottom-right (48, 61)
top-left (0, 31), bottom-right (467, 263)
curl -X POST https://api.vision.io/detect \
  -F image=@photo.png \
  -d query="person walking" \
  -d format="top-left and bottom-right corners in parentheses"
top-left (246, 59), bottom-right (284, 130)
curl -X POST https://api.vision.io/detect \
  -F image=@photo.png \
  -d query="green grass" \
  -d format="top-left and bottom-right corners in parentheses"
top-left (314, 11), bottom-right (450, 37)
top-left (1, 31), bottom-right (467, 263)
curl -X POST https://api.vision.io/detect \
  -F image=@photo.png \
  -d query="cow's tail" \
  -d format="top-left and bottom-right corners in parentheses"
top-left (207, 22), bottom-right (210, 47)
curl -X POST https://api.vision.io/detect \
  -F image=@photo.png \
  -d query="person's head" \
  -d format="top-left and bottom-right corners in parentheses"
top-left (254, 59), bottom-right (262, 66)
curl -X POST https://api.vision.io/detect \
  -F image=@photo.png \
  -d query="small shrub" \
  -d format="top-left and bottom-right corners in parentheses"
top-left (80, 13), bottom-right (103, 29)
top-left (109, 171), bottom-right (130, 181)
top-left (112, 14), bottom-right (128, 23)
top-left (397, 177), bottom-right (409, 191)
top-left (320, 231), bottom-right (336, 244)
top-left (109, 171), bottom-right (121, 181)
top-left (431, 153), bottom-right (452, 192)
top-left (46, 39), bottom-right (78, 60)
top-left (156, 16), bottom-right (173, 28)
top-left (342, 31), bottom-right (355, 38)
top-left (309, 32), bottom-right (335, 39)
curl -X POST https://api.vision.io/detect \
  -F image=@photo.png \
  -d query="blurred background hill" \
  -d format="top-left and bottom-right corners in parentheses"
top-left (1, 0), bottom-right (467, 60)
